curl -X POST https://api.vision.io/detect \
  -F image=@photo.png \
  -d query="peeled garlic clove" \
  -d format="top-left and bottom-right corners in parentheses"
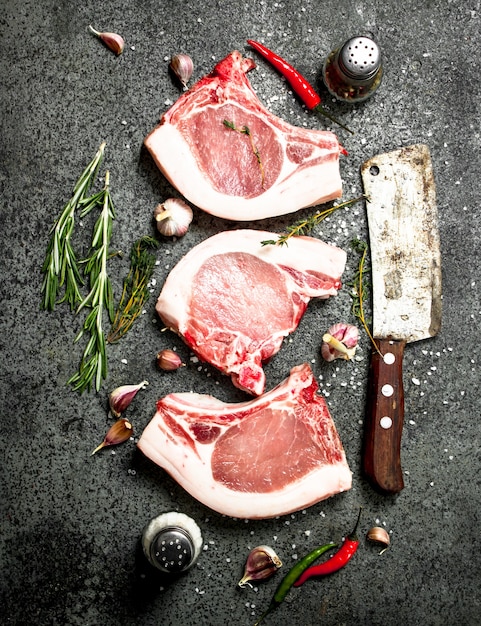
top-left (109, 380), bottom-right (148, 418)
top-left (157, 349), bottom-right (185, 371)
top-left (321, 322), bottom-right (359, 361)
top-left (238, 545), bottom-right (282, 588)
top-left (88, 25), bottom-right (125, 56)
top-left (170, 53), bottom-right (194, 90)
top-left (367, 526), bottom-right (391, 554)
top-left (91, 418), bottom-right (133, 455)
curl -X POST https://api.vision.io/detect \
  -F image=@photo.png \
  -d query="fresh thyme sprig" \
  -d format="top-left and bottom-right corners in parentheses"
top-left (350, 239), bottom-right (382, 356)
top-left (223, 119), bottom-right (265, 187)
top-left (107, 235), bottom-right (158, 344)
top-left (41, 142), bottom-right (106, 311)
top-left (67, 171), bottom-right (116, 393)
top-left (260, 195), bottom-right (367, 246)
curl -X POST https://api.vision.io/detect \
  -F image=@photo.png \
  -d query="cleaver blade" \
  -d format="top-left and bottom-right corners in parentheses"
top-left (361, 144), bottom-right (442, 494)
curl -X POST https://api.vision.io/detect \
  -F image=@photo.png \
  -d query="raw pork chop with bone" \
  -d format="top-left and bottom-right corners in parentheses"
top-left (144, 51), bottom-right (344, 221)
top-left (156, 229), bottom-right (347, 396)
top-left (137, 363), bottom-right (352, 519)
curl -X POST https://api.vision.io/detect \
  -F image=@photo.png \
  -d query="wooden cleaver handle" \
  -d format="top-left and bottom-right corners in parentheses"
top-left (363, 338), bottom-right (406, 494)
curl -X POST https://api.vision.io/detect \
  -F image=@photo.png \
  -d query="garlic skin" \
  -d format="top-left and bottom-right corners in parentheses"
top-left (91, 418), bottom-right (133, 455)
top-left (170, 53), bottom-right (194, 90)
top-left (238, 545), bottom-right (282, 588)
top-left (154, 198), bottom-right (193, 237)
top-left (88, 25), bottom-right (125, 56)
top-left (321, 323), bottom-right (359, 362)
top-left (157, 349), bottom-right (185, 371)
top-left (367, 526), bottom-right (391, 554)
top-left (109, 380), bottom-right (149, 418)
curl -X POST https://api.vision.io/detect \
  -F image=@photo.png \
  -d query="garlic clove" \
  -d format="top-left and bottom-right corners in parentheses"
top-left (88, 25), bottom-right (125, 56)
top-left (157, 349), bottom-right (185, 371)
top-left (154, 198), bottom-right (193, 237)
top-left (91, 418), bottom-right (133, 455)
top-left (238, 545), bottom-right (282, 588)
top-left (321, 323), bottom-right (359, 361)
top-left (366, 526), bottom-right (391, 554)
top-left (170, 53), bottom-right (194, 90)
top-left (109, 380), bottom-right (149, 418)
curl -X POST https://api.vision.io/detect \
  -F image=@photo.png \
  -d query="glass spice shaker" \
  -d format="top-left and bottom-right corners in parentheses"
top-left (323, 35), bottom-right (383, 103)
top-left (142, 511), bottom-right (203, 575)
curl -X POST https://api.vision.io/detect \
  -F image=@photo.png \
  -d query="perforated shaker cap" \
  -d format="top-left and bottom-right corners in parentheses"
top-left (151, 526), bottom-right (195, 574)
top-left (338, 36), bottom-right (381, 81)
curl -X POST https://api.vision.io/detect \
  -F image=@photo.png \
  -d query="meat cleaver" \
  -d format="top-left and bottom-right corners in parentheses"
top-left (361, 144), bottom-right (442, 494)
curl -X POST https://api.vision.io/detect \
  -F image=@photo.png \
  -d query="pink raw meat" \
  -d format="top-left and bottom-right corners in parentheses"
top-left (144, 51), bottom-right (344, 221)
top-left (156, 229), bottom-right (347, 395)
top-left (137, 363), bottom-right (352, 519)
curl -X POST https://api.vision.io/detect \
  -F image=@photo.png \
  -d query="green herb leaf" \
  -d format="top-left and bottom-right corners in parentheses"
top-left (67, 171), bottom-right (116, 393)
top-left (260, 195), bottom-right (366, 246)
top-left (349, 238), bottom-right (382, 356)
top-left (107, 235), bottom-right (159, 344)
top-left (40, 143), bottom-right (106, 311)
top-left (223, 119), bottom-right (265, 187)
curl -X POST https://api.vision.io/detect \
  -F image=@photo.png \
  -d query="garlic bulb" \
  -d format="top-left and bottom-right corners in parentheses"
top-left (238, 545), bottom-right (282, 588)
top-left (157, 349), bottom-right (185, 371)
top-left (170, 53), bottom-right (194, 90)
top-left (321, 322), bottom-right (359, 362)
top-left (154, 198), bottom-right (193, 237)
top-left (366, 526), bottom-right (391, 554)
top-left (88, 25), bottom-right (125, 56)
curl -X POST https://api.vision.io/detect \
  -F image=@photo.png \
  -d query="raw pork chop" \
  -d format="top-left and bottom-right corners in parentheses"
top-left (156, 229), bottom-right (346, 396)
top-left (144, 51), bottom-right (343, 221)
top-left (137, 363), bottom-right (352, 519)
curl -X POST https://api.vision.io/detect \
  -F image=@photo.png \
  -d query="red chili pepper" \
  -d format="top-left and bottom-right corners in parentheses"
top-left (293, 507), bottom-right (362, 587)
top-left (247, 39), bottom-right (353, 135)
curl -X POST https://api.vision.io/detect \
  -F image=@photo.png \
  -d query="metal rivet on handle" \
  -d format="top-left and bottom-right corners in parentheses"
top-left (383, 352), bottom-right (395, 365)
top-left (381, 384), bottom-right (394, 397)
top-left (380, 416), bottom-right (393, 429)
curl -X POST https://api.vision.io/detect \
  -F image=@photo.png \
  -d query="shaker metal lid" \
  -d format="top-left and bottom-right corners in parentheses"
top-left (338, 36), bottom-right (381, 80)
top-left (151, 526), bottom-right (195, 574)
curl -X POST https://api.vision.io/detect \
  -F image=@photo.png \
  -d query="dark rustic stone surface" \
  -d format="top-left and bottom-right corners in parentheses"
top-left (1, 1), bottom-right (480, 624)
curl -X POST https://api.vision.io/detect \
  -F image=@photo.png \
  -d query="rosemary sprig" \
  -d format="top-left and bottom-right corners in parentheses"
top-left (350, 239), bottom-right (382, 356)
top-left (41, 142), bottom-right (106, 310)
top-left (107, 235), bottom-right (159, 343)
top-left (223, 119), bottom-right (265, 187)
top-left (260, 195), bottom-right (367, 246)
top-left (67, 171), bottom-right (116, 393)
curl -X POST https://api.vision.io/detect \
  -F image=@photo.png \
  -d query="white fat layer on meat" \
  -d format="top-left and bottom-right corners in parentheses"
top-left (145, 123), bottom-right (342, 221)
top-left (137, 363), bottom-right (352, 520)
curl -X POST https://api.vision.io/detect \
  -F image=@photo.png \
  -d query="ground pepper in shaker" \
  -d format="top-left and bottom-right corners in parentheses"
top-left (142, 511), bottom-right (203, 574)
top-left (323, 35), bottom-right (382, 103)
